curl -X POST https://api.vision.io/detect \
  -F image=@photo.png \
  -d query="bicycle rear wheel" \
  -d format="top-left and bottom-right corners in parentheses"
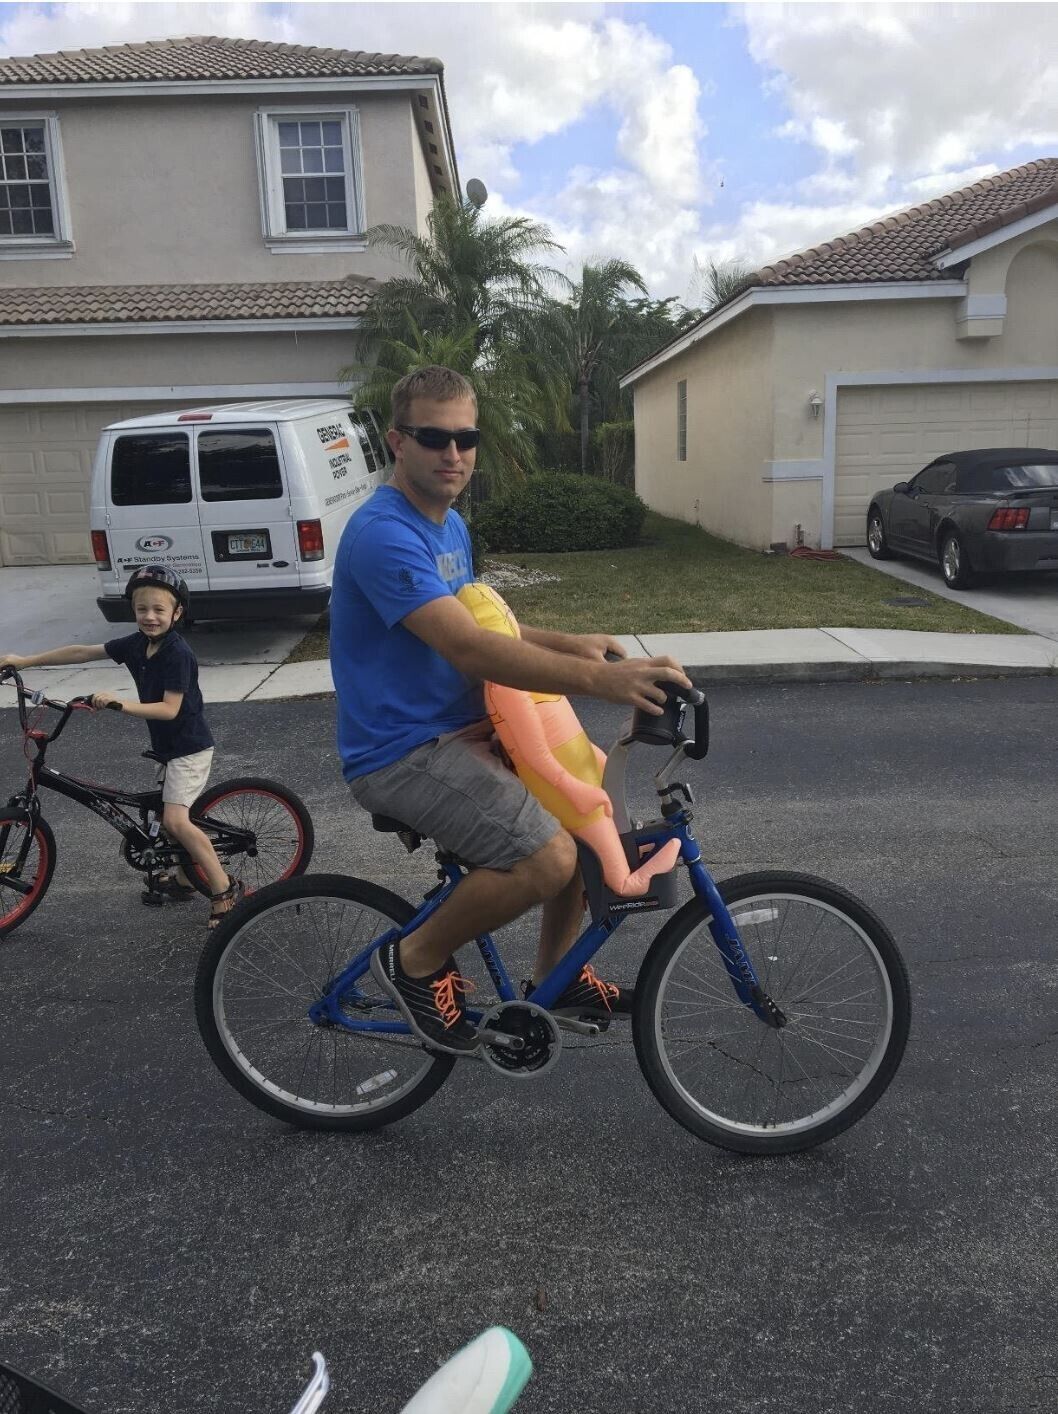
top-left (0, 812), bottom-right (56, 938)
top-left (185, 776), bottom-right (313, 896)
top-left (633, 871), bottom-right (911, 1155)
top-left (195, 873), bottom-right (454, 1131)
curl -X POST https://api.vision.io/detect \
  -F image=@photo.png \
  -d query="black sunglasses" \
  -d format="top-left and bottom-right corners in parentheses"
top-left (396, 423), bottom-right (481, 452)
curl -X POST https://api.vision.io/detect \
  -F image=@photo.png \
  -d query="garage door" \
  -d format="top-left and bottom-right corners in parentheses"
top-left (0, 399), bottom-right (208, 566)
top-left (833, 381), bottom-right (1058, 546)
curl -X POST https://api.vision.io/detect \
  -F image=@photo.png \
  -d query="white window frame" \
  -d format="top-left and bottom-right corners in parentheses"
top-left (255, 105), bottom-right (366, 254)
top-left (0, 112), bottom-right (74, 259)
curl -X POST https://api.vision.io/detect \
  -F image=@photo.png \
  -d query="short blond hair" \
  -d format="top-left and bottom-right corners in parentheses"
top-left (391, 366), bottom-right (478, 427)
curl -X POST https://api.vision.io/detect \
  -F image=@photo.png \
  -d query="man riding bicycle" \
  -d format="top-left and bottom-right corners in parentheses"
top-left (330, 365), bottom-right (691, 1056)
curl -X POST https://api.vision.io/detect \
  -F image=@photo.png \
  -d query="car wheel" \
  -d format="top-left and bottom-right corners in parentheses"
top-left (867, 508), bottom-right (893, 560)
top-left (939, 530), bottom-right (976, 589)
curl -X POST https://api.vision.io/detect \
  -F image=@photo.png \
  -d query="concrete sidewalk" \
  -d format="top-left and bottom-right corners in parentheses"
top-left (3, 626), bottom-right (1057, 709)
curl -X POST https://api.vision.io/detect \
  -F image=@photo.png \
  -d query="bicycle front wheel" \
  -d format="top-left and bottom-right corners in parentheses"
top-left (633, 871), bottom-right (911, 1155)
top-left (194, 873), bottom-right (455, 1131)
top-left (186, 776), bottom-right (314, 896)
top-left (0, 812), bottom-right (56, 938)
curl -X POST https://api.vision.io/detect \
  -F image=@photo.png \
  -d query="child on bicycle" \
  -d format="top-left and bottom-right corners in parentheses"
top-left (0, 564), bottom-right (242, 929)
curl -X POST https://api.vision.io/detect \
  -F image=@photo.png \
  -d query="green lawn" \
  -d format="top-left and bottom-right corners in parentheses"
top-left (287, 510), bottom-right (1022, 662)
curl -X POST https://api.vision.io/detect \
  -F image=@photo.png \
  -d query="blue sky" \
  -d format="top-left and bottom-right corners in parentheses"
top-left (2, 2), bottom-right (1056, 299)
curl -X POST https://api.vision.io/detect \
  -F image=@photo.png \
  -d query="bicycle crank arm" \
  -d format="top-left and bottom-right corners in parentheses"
top-left (553, 1016), bottom-right (602, 1037)
top-left (476, 1028), bottom-right (526, 1052)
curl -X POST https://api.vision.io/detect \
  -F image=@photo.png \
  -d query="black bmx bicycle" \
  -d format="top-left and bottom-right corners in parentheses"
top-left (0, 666), bottom-right (314, 939)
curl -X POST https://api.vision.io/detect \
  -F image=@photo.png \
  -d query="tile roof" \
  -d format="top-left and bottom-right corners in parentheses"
top-left (0, 34), bottom-right (442, 86)
top-left (754, 158), bottom-right (1058, 286)
top-left (0, 278), bottom-right (374, 326)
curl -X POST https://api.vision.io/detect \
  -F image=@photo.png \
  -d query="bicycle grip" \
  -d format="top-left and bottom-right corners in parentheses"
top-left (104, 700), bottom-right (123, 711)
top-left (684, 693), bottom-right (710, 759)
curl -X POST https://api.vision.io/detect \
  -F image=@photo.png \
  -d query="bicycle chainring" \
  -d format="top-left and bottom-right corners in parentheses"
top-left (478, 1002), bottom-right (562, 1080)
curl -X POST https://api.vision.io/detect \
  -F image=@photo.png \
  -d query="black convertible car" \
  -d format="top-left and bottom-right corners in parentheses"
top-left (866, 447), bottom-right (1058, 589)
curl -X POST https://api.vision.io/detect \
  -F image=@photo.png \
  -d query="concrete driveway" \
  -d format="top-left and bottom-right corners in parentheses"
top-left (843, 546), bottom-right (1058, 641)
top-left (0, 563), bottom-right (317, 665)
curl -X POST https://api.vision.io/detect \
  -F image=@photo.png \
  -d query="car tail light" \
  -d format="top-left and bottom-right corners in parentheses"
top-left (177, 412), bottom-right (213, 422)
top-left (987, 507), bottom-right (1030, 531)
top-left (91, 529), bottom-right (112, 569)
top-left (297, 519), bottom-right (324, 561)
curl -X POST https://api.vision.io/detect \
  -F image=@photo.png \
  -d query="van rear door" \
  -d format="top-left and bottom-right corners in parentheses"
top-left (193, 424), bottom-right (299, 593)
top-left (104, 427), bottom-right (209, 590)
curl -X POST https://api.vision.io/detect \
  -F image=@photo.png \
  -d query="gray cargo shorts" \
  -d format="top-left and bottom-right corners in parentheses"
top-left (348, 719), bottom-right (560, 871)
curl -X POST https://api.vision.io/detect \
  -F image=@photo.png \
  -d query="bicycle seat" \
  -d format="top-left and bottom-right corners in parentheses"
top-left (141, 750), bottom-right (165, 765)
top-left (371, 813), bottom-right (414, 834)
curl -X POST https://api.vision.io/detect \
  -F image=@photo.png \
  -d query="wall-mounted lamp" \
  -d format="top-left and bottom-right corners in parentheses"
top-left (808, 391), bottom-right (824, 419)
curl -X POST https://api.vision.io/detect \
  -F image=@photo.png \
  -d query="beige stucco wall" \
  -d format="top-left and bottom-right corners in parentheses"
top-left (410, 103), bottom-right (437, 238)
top-left (633, 308), bottom-right (776, 550)
top-left (0, 89), bottom-right (432, 287)
top-left (0, 327), bottom-right (360, 392)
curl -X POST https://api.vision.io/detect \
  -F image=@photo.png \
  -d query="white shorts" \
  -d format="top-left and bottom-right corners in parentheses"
top-left (157, 748), bottom-right (214, 808)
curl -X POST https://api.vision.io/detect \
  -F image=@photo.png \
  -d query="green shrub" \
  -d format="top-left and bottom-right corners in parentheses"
top-left (475, 472), bottom-right (646, 553)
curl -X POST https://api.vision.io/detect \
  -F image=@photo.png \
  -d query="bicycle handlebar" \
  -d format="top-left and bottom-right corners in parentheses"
top-left (603, 651), bottom-right (709, 760)
top-left (0, 668), bottom-right (109, 744)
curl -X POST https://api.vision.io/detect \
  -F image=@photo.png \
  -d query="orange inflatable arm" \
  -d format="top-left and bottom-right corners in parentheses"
top-left (488, 682), bottom-right (611, 820)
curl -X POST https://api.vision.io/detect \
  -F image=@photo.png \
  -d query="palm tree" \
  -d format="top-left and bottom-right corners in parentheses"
top-left (690, 256), bottom-right (754, 312)
top-left (344, 193), bottom-right (570, 487)
top-left (358, 194), bottom-right (569, 355)
top-left (544, 259), bottom-right (648, 472)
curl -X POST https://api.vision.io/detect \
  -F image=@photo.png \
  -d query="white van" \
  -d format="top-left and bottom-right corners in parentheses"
top-left (91, 398), bottom-right (391, 623)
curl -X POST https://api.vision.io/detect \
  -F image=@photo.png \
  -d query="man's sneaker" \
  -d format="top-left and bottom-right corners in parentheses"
top-left (370, 938), bottom-right (481, 1056)
top-left (525, 964), bottom-right (634, 1018)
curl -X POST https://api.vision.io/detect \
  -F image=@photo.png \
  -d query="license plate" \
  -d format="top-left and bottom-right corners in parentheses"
top-left (228, 533), bottom-right (267, 555)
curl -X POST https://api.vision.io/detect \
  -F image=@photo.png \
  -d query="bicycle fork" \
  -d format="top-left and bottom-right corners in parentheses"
top-left (683, 845), bottom-right (787, 1030)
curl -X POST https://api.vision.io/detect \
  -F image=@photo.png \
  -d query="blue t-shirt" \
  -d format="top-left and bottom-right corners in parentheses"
top-left (104, 630), bottom-right (214, 763)
top-left (330, 484), bottom-right (483, 779)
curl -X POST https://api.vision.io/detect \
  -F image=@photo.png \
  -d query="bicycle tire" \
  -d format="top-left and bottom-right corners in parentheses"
top-left (0, 811), bottom-right (56, 939)
top-left (195, 872), bottom-right (455, 1131)
top-left (183, 776), bottom-right (314, 897)
top-left (632, 871), bottom-right (911, 1155)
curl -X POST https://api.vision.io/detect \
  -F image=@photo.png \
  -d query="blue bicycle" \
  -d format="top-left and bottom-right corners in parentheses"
top-left (195, 685), bottom-right (911, 1155)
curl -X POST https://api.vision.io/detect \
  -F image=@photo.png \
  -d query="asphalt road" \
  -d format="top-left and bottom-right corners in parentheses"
top-left (1, 679), bottom-right (1055, 1414)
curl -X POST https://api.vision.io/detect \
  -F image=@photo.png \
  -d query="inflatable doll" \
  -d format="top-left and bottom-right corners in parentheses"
top-left (457, 582), bottom-right (680, 897)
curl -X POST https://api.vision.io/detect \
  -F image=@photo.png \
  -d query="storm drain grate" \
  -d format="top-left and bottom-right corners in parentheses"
top-left (885, 595), bottom-right (932, 607)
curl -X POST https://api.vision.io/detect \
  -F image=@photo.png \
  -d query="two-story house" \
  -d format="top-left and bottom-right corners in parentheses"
top-left (0, 34), bottom-right (458, 565)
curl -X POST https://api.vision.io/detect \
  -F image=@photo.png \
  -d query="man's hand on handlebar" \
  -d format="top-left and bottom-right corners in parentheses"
top-left (0, 654), bottom-right (28, 672)
top-left (597, 654), bottom-right (693, 715)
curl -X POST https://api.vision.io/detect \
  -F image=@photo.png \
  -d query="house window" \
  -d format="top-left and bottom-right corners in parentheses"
top-left (677, 380), bottom-right (687, 461)
top-left (0, 115), bottom-right (71, 253)
top-left (256, 108), bottom-right (365, 248)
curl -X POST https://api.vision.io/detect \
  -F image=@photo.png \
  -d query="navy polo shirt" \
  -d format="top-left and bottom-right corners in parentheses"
top-left (104, 631), bottom-right (214, 763)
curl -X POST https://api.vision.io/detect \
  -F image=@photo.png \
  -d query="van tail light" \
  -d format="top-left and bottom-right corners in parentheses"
top-left (987, 507), bottom-right (1030, 531)
top-left (297, 519), bottom-right (325, 561)
top-left (91, 529), bottom-right (112, 570)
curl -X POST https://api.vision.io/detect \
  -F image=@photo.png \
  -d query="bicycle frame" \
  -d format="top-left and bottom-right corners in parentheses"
top-left (0, 668), bottom-right (253, 884)
top-left (307, 806), bottom-right (778, 1037)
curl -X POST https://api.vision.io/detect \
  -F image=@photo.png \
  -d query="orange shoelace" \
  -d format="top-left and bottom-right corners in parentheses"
top-left (580, 964), bottom-right (620, 1012)
top-left (431, 970), bottom-right (476, 1030)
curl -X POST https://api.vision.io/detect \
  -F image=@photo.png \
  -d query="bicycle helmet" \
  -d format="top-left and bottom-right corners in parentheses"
top-left (124, 564), bottom-right (190, 613)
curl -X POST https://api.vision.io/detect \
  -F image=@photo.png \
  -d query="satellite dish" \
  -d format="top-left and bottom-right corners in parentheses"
top-left (466, 178), bottom-right (488, 208)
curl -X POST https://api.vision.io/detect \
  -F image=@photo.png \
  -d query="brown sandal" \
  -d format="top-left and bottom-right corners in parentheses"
top-left (207, 875), bottom-right (244, 930)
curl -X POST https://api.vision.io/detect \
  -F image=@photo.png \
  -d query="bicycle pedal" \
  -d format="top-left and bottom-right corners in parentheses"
top-left (140, 889), bottom-right (167, 907)
top-left (554, 1016), bottom-right (603, 1037)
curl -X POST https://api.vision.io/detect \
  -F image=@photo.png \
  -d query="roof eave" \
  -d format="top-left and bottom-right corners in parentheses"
top-left (620, 279), bottom-right (968, 387)
top-left (932, 199), bottom-right (1058, 269)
